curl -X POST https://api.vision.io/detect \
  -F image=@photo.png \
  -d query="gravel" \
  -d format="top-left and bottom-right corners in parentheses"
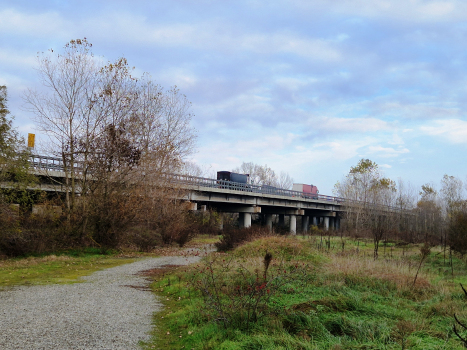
top-left (0, 253), bottom-right (204, 349)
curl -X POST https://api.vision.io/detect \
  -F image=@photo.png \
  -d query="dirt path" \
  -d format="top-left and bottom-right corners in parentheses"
top-left (0, 253), bottom-right (204, 349)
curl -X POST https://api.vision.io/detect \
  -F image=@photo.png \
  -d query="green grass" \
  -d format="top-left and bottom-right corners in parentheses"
top-left (0, 249), bottom-right (137, 288)
top-left (143, 235), bottom-right (467, 350)
top-left (0, 234), bottom-right (221, 289)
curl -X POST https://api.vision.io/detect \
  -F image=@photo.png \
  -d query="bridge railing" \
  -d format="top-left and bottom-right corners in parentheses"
top-left (165, 173), bottom-right (344, 203)
top-left (26, 155), bottom-right (404, 210)
top-left (29, 154), bottom-right (64, 172)
top-left (29, 154), bottom-right (85, 173)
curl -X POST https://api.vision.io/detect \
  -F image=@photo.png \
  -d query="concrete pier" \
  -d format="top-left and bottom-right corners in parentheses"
top-left (289, 214), bottom-right (297, 234)
top-left (301, 215), bottom-right (309, 233)
top-left (323, 216), bottom-right (329, 230)
top-left (265, 214), bottom-right (273, 231)
top-left (239, 212), bottom-right (252, 228)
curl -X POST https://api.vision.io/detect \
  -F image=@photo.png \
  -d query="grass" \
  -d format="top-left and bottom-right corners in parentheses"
top-left (0, 234), bottom-right (220, 289)
top-left (143, 234), bottom-right (467, 349)
top-left (0, 248), bottom-right (138, 288)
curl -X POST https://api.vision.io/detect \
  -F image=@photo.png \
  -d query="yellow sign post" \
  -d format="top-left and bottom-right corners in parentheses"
top-left (27, 133), bottom-right (35, 148)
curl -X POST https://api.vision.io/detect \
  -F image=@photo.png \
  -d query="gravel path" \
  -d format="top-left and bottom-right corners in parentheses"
top-left (0, 253), bottom-right (204, 349)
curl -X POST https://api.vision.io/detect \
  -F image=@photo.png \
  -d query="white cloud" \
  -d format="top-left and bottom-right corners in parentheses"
top-left (387, 133), bottom-right (405, 145)
top-left (292, 0), bottom-right (465, 23)
top-left (242, 33), bottom-right (341, 61)
top-left (0, 49), bottom-right (37, 70)
top-left (311, 117), bottom-right (390, 133)
top-left (367, 145), bottom-right (410, 158)
top-left (157, 68), bottom-right (198, 90)
top-left (421, 119), bottom-right (467, 143)
top-left (373, 101), bottom-right (460, 120)
top-left (80, 13), bottom-right (341, 61)
top-left (0, 8), bottom-right (69, 38)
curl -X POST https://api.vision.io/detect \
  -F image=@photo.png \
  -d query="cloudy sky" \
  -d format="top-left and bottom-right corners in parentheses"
top-left (2, 0), bottom-right (467, 195)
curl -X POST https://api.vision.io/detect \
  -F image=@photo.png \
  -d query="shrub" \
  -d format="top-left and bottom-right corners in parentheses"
top-left (449, 211), bottom-right (467, 256)
top-left (188, 251), bottom-right (315, 330)
top-left (215, 225), bottom-right (270, 252)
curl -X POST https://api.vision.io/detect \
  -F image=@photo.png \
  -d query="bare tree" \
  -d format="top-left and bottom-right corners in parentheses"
top-left (233, 162), bottom-right (293, 188)
top-left (24, 39), bottom-right (197, 247)
top-left (394, 178), bottom-right (417, 240)
top-left (275, 171), bottom-right (294, 189)
top-left (335, 159), bottom-right (400, 258)
top-left (441, 174), bottom-right (464, 217)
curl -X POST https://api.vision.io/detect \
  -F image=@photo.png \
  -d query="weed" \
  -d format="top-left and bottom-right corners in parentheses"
top-left (189, 251), bottom-right (315, 330)
top-left (146, 235), bottom-right (467, 350)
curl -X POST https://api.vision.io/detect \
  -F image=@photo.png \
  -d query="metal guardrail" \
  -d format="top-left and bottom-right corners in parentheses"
top-left (29, 154), bottom-right (85, 173)
top-left (166, 173), bottom-right (344, 203)
top-left (29, 154), bottom-right (65, 171)
top-left (27, 155), bottom-right (408, 210)
top-left (27, 155), bottom-right (342, 202)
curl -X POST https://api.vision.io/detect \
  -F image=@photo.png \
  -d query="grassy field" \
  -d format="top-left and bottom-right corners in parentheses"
top-left (143, 235), bottom-right (467, 349)
top-left (0, 248), bottom-right (139, 288)
top-left (0, 235), bottom-right (219, 289)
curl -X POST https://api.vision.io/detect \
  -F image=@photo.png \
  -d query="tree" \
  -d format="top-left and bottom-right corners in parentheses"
top-left (416, 183), bottom-right (442, 244)
top-left (233, 162), bottom-right (294, 189)
top-left (440, 174), bottom-right (464, 218)
top-left (449, 211), bottom-right (467, 257)
top-left (24, 39), bottom-right (99, 214)
top-left (0, 86), bottom-right (32, 186)
top-left (275, 171), bottom-right (294, 190)
top-left (24, 39), bottom-right (197, 246)
top-left (334, 159), bottom-right (398, 258)
top-left (334, 159), bottom-right (381, 233)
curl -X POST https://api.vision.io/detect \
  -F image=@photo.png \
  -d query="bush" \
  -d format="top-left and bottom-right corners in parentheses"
top-left (189, 251), bottom-right (315, 330)
top-left (215, 225), bottom-right (270, 252)
top-left (0, 205), bottom-right (67, 257)
top-left (449, 211), bottom-right (467, 256)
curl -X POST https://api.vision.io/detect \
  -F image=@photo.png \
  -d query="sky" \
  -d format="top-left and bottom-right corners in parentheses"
top-left (1, 0), bottom-right (467, 196)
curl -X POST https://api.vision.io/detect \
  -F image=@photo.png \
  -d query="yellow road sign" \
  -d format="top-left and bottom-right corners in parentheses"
top-left (27, 133), bottom-right (35, 148)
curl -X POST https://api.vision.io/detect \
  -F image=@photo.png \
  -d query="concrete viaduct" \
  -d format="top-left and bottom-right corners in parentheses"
top-left (26, 154), bottom-right (344, 233)
top-left (171, 174), bottom-right (343, 233)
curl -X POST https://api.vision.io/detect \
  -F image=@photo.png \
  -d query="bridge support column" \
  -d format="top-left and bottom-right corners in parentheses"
top-left (239, 212), bottom-right (252, 228)
top-left (289, 215), bottom-right (297, 234)
top-left (312, 216), bottom-right (318, 226)
top-left (278, 214), bottom-right (285, 227)
top-left (265, 214), bottom-right (273, 231)
top-left (323, 217), bottom-right (330, 231)
top-left (301, 216), bottom-right (309, 233)
top-left (335, 217), bottom-right (340, 230)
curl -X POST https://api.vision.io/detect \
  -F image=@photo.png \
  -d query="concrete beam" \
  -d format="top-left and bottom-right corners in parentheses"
top-left (261, 208), bottom-right (304, 215)
top-left (211, 205), bottom-right (261, 213)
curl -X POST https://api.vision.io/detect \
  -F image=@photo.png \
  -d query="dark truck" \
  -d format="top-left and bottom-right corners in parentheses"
top-left (217, 171), bottom-right (250, 191)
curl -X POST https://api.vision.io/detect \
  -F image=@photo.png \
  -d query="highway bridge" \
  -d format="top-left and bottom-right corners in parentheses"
top-left (26, 154), bottom-right (344, 233)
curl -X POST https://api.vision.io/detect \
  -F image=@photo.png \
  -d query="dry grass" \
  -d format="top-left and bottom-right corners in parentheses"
top-left (0, 254), bottom-right (73, 268)
top-left (233, 235), bottom-right (322, 262)
top-left (325, 252), bottom-right (435, 291)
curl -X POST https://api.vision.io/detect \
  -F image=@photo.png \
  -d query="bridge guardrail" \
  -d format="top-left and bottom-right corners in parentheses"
top-left (165, 173), bottom-right (344, 203)
top-left (27, 155), bottom-right (406, 211)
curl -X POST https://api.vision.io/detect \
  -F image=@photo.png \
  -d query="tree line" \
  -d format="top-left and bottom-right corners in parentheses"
top-left (334, 159), bottom-right (467, 260)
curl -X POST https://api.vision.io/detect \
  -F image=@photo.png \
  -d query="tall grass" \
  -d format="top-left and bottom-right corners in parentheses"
top-left (145, 234), bottom-right (467, 349)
